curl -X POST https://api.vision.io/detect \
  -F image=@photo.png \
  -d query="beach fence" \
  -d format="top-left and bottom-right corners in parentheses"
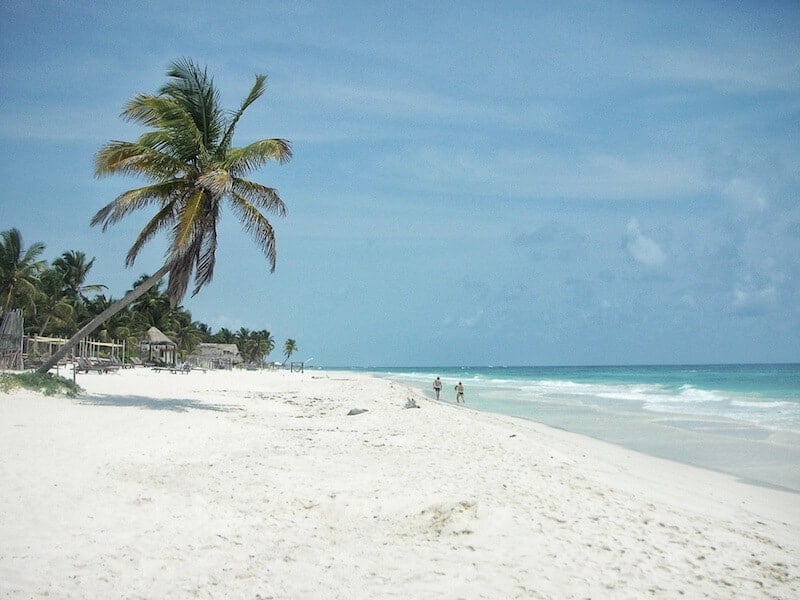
top-left (0, 309), bottom-right (24, 370)
top-left (21, 334), bottom-right (125, 372)
top-left (78, 338), bottom-right (126, 363)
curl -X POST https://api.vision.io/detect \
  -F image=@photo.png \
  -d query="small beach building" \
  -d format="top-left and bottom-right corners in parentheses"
top-left (139, 326), bottom-right (177, 366)
top-left (188, 343), bottom-right (242, 370)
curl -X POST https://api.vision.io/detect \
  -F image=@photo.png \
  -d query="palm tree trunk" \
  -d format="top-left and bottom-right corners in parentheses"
top-left (35, 264), bottom-right (171, 374)
top-left (39, 314), bottom-right (51, 338)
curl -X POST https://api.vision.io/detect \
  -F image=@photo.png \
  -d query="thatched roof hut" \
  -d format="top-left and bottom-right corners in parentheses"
top-left (139, 326), bottom-right (177, 365)
top-left (189, 343), bottom-right (242, 370)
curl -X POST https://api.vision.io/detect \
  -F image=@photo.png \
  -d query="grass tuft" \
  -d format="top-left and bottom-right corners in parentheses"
top-left (0, 372), bottom-right (83, 398)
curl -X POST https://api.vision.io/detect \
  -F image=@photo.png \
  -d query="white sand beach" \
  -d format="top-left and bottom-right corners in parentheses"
top-left (1, 368), bottom-right (798, 599)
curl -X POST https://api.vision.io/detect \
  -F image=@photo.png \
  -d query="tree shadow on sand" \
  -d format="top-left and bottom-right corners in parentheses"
top-left (79, 394), bottom-right (242, 413)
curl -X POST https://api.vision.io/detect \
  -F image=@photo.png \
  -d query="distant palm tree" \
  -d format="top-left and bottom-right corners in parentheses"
top-left (194, 321), bottom-right (213, 339)
top-left (0, 228), bottom-right (46, 314)
top-left (283, 338), bottom-right (298, 363)
top-left (37, 59), bottom-right (291, 373)
top-left (34, 267), bottom-right (76, 336)
top-left (127, 274), bottom-right (173, 332)
top-left (214, 327), bottom-right (236, 344)
top-left (51, 250), bottom-right (106, 307)
top-left (84, 294), bottom-right (133, 344)
top-left (237, 328), bottom-right (275, 366)
top-left (258, 329), bottom-right (276, 359)
top-left (169, 309), bottom-right (204, 359)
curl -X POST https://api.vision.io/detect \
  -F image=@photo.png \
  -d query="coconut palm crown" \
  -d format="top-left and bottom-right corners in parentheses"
top-left (0, 228), bottom-right (46, 314)
top-left (36, 59), bottom-right (290, 374)
top-left (92, 58), bottom-right (291, 305)
top-left (283, 338), bottom-right (298, 363)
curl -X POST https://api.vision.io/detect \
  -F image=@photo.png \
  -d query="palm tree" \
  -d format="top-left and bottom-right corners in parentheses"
top-left (194, 321), bottom-right (213, 340)
top-left (256, 329), bottom-right (276, 361)
top-left (51, 250), bottom-right (106, 308)
top-left (168, 309), bottom-right (204, 360)
top-left (33, 267), bottom-right (76, 336)
top-left (213, 327), bottom-right (236, 344)
top-left (0, 228), bottom-right (46, 314)
top-left (127, 274), bottom-right (174, 333)
top-left (37, 59), bottom-right (291, 373)
top-left (85, 294), bottom-right (132, 344)
top-left (283, 338), bottom-right (298, 364)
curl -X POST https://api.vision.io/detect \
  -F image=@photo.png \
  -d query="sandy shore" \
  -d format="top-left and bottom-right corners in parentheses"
top-left (1, 368), bottom-right (798, 599)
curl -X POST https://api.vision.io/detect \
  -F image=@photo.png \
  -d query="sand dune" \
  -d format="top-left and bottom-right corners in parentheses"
top-left (1, 368), bottom-right (798, 598)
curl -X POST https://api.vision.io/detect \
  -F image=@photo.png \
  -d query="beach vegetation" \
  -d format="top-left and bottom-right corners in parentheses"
top-left (33, 267), bottom-right (77, 337)
top-left (0, 228), bottom-right (47, 314)
top-left (33, 251), bottom-right (106, 338)
top-left (237, 329), bottom-right (276, 366)
top-left (283, 338), bottom-right (298, 363)
top-left (1, 227), bottom-right (295, 368)
top-left (0, 372), bottom-right (82, 398)
top-left (34, 58), bottom-right (291, 374)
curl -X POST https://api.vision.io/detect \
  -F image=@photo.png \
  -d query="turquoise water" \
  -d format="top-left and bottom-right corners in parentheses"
top-left (354, 365), bottom-right (800, 493)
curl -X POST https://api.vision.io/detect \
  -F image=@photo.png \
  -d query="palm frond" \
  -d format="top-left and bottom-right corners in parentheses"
top-left (161, 59), bottom-right (223, 150)
top-left (121, 93), bottom-right (164, 127)
top-left (219, 74), bottom-right (266, 151)
top-left (228, 196), bottom-right (278, 272)
top-left (22, 243), bottom-right (47, 266)
top-left (124, 201), bottom-right (179, 267)
top-left (90, 181), bottom-right (183, 229)
top-left (227, 139), bottom-right (292, 175)
top-left (172, 188), bottom-right (206, 251)
top-left (191, 217), bottom-right (219, 296)
top-left (231, 178), bottom-right (287, 216)
top-left (122, 95), bottom-right (209, 164)
top-left (95, 141), bottom-right (188, 179)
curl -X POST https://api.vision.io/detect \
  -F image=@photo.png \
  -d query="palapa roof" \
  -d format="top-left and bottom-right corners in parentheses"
top-left (196, 343), bottom-right (241, 358)
top-left (142, 326), bottom-right (176, 346)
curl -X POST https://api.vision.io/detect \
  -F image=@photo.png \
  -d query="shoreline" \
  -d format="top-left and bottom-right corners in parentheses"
top-left (423, 390), bottom-right (800, 496)
top-left (377, 367), bottom-right (800, 495)
top-left (2, 367), bottom-right (799, 597)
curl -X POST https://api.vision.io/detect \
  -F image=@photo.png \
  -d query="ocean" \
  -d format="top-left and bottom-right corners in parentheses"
top-left (355, 364), bottom-right (800, 494)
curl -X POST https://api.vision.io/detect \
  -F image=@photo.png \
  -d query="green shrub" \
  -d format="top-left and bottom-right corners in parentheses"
top-left (0, 372), bottom-right (83, 398)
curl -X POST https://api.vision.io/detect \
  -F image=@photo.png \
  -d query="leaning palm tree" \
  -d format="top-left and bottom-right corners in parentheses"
top-left (36, 59), bottom-right (291, 374)
top-left (283, 338), bottom-right (298, 364)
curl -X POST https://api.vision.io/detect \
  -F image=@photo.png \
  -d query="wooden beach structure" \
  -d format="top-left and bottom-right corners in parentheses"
top-left (0, 309), bottom-right (24, 370)
top-left (139, 326), bottom-right (177, 366)
top-left (77, 338), bottom-right (126, 363)
top-left (188, 343), bottom-right (242, 370)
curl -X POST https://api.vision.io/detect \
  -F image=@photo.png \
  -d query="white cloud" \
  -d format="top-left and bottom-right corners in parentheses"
top-left (624, 219), bottom-right (667, 267)
top-left (458, 309), bottom-right (484, 328)
top-left (632, 34), bottom-right (800, 93)
top-left (386, 148), bottom-right (711, 201)
top-left (733, 286), bottom-right (777, 316)
top-left (285, 78), bottom-right (561, 131)
top-left (206, 314), bottom-right (245, 332)
top-left (722, 178), bottom-right (768, 214)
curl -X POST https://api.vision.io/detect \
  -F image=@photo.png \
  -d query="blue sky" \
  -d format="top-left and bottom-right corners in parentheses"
top-left (1, 1), bottom-right (798, 366)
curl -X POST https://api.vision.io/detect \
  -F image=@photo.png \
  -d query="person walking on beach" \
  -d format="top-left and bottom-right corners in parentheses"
top-left (454, 381), bottom-right (464, 403)
top-left (433, 376), bottom-right (442, 400)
